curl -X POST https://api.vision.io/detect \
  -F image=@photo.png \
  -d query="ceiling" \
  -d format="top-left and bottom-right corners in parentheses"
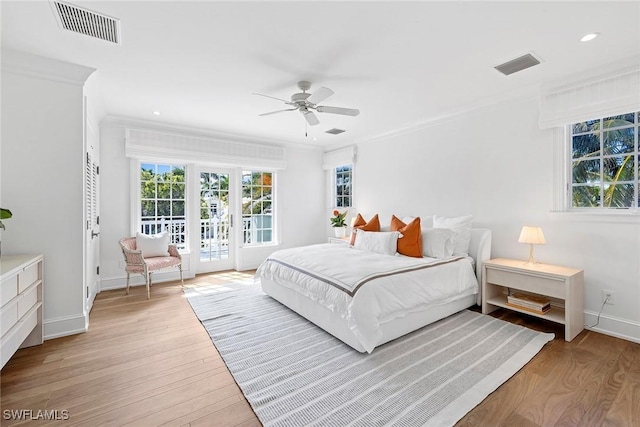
top-left (2, 1), bottom-right (639, 148)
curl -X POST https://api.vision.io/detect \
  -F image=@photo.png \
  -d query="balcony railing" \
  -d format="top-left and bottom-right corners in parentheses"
top-left (140, 216), bottom-right (256, 252)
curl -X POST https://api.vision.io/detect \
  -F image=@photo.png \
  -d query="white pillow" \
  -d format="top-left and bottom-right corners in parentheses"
top-left (433, 215), bottom-right (473, 256)
top-left (403, 216), bottom-right (433, 228)
top-left (422, 228), bottom-right (456, 259)
top-left (136, 231), bottom-right (170, 257)
top-left (353, 230), bottom-right (400, 256)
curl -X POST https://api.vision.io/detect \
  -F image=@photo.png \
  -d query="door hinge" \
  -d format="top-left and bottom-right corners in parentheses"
top-left (86, 285), bottom-right (89, 299)
top-left (96, 266), bottom-right (100, 275)
top-left (230, 214), bottom-right (233, 227)
top-left (96, 165), bottom-right (100, 175)
top-left (97, 216), bottom-right (100, 225)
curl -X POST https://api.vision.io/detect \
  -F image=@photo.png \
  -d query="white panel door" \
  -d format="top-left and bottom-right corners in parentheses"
top-left (85, 108), bottom-right (100, 313)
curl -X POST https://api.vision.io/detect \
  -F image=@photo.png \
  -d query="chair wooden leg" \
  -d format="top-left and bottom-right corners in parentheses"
top-left (126, 272), bottom-right (130, 295)
top-left (147, 273), bottom-right (152, 300)
top-left (179, 264), bottom-right (184, 287)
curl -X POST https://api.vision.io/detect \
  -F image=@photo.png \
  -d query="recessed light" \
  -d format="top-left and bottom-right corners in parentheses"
top-left (580, 32), bottom-right (600, 42)
top-left (152, 111), bottom-right (161, 116)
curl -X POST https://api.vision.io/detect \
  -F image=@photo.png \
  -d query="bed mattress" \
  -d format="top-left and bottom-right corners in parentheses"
top-left (256, 243), bottom-right (478, 353)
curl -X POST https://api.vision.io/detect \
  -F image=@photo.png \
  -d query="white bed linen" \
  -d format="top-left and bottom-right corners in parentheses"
top-left (255, 243), bottom-right (478, 353)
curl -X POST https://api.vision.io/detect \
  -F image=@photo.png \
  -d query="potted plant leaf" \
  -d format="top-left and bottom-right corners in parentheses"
top-left (0, 208), bottom-right (12, 230)
top-left (0, 208), bottom-right (12, 257)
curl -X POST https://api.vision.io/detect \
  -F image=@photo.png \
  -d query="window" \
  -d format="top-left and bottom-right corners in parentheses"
top-left (569, 112), bottom-right (639, 209)
top-left (242, 171), bottom-right (273, 245)
top-left (335, 165), bottom-right (352, 208)
top-left (140, 163), bottom-right (186, 248)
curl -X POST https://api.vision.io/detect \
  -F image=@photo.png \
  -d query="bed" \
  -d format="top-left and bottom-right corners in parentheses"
top-left (256, 228), bottom-right (492, 353)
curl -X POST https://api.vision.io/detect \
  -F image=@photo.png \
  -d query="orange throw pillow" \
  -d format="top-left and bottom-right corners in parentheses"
top-left (390, 215), bottom-right (422, 257)
top-left (350, 214), bottom-right (381, 245)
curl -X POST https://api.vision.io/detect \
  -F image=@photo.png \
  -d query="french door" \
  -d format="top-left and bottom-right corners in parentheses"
top-left (194, 168), bottom-right (234, 273)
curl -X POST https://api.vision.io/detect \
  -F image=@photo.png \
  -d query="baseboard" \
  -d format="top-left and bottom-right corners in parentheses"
top-left (100, 270), bottom-right (194, 291)
top-left (44, 313), bottom-right (88, 340)
top-left (584, 310), bottom-right (640, 344)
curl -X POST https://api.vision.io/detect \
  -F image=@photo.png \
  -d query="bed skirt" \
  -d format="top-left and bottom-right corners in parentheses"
top-left (261, 277), bottom-right (477, 353)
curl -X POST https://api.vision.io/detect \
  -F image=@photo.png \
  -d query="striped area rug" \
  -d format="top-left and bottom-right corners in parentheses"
top-left (185, 281), bottom-right (553, 427)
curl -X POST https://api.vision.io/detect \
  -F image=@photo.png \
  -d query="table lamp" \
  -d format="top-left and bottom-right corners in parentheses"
top-left (518, 226), bottom-right (546, 265)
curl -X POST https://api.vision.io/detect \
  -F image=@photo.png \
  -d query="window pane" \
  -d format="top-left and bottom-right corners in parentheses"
top-left (603, 127), bottom-right (634, 155)
top-left (172, 201), bottom-right (185, 216)
top-left (157, 200), bottom-right (170, 216)
top-left (603, 113), bottom-right (635, 127)
top-left (572, 119), bottom-right (600, 134)
top-left (141, 201), bottom-right (155, 217)
top-left (242, 172), bottom-right (251, 185)
top-left (604, 155), bottom-right (634, 181)
top-left (572, 185), bottom-right (601, 207)
top-left (572, 159), bottom-right (600, 184)
top-left (603, 183), bottom-right (634, 208)
top-left (572, 133), bottom-right (600, 159)
top-left (172, 182), bottom-right (185, 199)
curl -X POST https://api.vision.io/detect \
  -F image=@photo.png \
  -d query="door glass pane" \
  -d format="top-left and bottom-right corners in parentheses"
top-left (200, 172), bottom-right (229, 261)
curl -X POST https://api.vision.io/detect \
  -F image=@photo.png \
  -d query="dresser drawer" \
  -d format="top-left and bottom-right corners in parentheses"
top-left (17, 285), bottom-right (38, 320)
top-left (1, 300), bottom-right (18, 336)
top-left (18, 262), bottom-right (39, 293)
top-left (1, 307), bottom-right (38, 367)
top-left (486, 267), bottom-right (565, 299)
top-left (1, 275), bottom-right (18, 307)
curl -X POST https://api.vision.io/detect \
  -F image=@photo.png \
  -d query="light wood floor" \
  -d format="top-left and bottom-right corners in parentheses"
top-left (1, 271), bottom-right (639, 426)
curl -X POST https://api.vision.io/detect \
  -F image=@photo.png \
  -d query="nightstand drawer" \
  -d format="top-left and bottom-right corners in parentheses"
top-left (486, 267), bottom-right (565, 299)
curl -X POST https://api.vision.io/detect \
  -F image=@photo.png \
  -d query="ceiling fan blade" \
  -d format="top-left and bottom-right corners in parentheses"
top-left (316, 106), bottom-right (360, 116)
top-left (302, 110), bottom-right (320, 126)
top-left (306, 86), bottom-right (334, 105)
top-left (259, 108), bottom-right (297, 116)
top-left (252, 92), bottom-right (289, 103)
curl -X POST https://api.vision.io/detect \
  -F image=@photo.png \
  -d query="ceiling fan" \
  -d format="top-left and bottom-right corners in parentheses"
top-left (253, 81), bottom-right (360, 126)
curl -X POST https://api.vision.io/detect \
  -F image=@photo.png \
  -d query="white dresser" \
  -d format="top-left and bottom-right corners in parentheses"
top-left (1, 254), bottom-right (44, 369)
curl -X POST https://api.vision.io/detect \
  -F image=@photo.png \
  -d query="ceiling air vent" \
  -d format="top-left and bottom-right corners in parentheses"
top-left (494, 53), bottom-right (540, 76)
top-left (51, 1), bottom-right (121, 44)
top-left (326, 128), bottom-right (346, 135)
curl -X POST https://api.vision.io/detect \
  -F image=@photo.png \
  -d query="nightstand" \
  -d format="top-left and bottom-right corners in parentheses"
top-left (328, 237), bottom-right (350, 244)
top-left (482, 258), bottom-right (584, 342)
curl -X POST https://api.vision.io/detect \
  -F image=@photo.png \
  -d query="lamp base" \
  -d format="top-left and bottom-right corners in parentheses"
top-left (524, 244), bottom-right (537, 266)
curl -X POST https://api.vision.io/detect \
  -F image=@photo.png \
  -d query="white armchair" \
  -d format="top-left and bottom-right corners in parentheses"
top-left (119, 237), bottom-right (184, 299)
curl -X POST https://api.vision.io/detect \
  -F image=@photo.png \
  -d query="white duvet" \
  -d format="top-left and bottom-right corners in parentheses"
top-left (255, 243), bottom-right (478, 353)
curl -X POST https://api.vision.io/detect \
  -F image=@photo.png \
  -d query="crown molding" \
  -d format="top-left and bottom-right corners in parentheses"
top-left (1, 48), bottom-right (95, 86)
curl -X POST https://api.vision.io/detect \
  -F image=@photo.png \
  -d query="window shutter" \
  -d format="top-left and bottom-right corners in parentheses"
top-left (539, 58), bottom-right (640, 129)
top-left (125, 129), bottom-right (287, 170)
top-left (322, 146), bottom-right (356, 170)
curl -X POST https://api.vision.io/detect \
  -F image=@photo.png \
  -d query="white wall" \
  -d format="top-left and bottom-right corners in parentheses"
top-left (353, 96), bottom-right (640, 343)
top-left (1, 50), bottom-right (96, 338)
top-left (98, 120), bottom-right (326, 289)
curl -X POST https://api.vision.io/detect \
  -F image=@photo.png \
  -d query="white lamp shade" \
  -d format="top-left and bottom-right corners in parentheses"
top-left (518, 226), bottom-right (546, 245)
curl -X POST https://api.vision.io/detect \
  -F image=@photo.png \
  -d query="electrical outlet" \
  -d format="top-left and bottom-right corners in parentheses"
top-left (602, 290), bottom-right (615, 305)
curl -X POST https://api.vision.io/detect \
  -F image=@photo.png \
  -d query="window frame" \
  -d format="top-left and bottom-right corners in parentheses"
top-left (565, 111), bottom-right (639, 214)
top-left (334, 164), bottom-right (353, 208)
